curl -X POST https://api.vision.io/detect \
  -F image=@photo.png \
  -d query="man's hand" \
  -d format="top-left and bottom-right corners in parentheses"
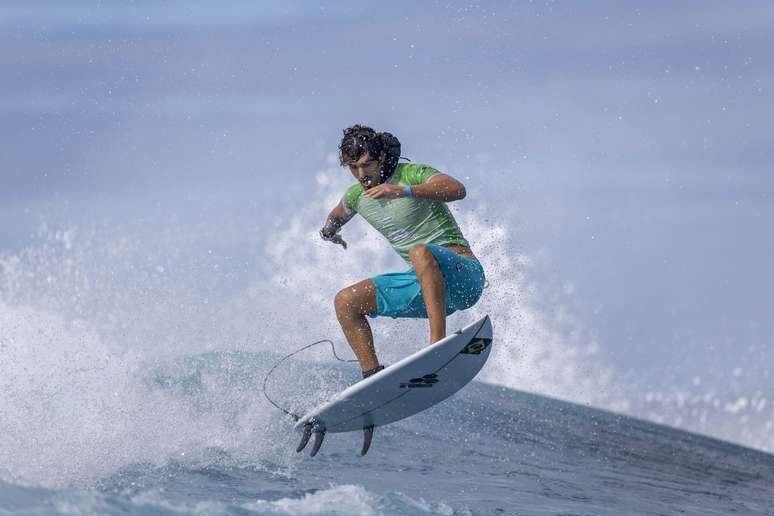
top-left (327, 233), bottom-right (348, 249)
top-left (320, 228), bottom-right (348, 249)
top-left (362, 183), bottom-right (404, 199)
top-left (320, 200), bottom-right (354, 249)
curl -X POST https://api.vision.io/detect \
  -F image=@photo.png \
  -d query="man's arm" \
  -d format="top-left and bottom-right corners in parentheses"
top-left (410, 173), bottom-right (466, 202)
top-left (362, 173), bottom-right (466, 202)
top-left (320, 200), bottom-right (355, 248)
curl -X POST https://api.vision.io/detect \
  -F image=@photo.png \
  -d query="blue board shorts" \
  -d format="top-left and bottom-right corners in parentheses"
top-left (369, 243), bottom-right (486, 319)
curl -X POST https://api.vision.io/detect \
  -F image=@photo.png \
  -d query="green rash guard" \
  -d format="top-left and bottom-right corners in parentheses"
top-left (342, 163), bottom-right (470, 264)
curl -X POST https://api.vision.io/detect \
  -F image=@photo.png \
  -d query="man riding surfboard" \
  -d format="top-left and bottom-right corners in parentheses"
top-left (320, 124), bottom-right (486, 378)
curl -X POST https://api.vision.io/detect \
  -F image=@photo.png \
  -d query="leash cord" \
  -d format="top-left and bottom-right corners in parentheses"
top-left (261, 339), bottom-right (358, 421)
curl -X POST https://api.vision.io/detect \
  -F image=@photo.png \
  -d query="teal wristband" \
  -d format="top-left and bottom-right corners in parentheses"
top-left (404, 186), bottom-right (413, 198)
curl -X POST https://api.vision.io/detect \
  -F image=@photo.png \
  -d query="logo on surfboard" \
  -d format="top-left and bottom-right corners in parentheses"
top-left (459, 338), bottom-right (492, 355)
top-left (399, 373), bottom-right (439, 389)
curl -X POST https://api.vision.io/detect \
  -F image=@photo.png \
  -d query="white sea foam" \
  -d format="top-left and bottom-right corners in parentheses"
top-left (0, 299), bottom-right (286, 487)
top-left (243, 484), bottom-right (456, 516)
top-left (245, 484), bottom-right (379, 515)
top-left (0, 229), bottom-right (292, 487)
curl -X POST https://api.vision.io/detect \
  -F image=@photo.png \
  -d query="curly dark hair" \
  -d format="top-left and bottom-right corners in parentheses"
top-left (338, 124), bottom-right (401, 181)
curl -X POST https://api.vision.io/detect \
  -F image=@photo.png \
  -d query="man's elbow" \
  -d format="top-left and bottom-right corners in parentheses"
top-left (453, 183), bottom-right (466, 201)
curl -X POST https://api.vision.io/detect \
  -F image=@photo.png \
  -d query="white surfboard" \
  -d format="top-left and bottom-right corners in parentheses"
top-left (295, 315), bottom-right (493, 456)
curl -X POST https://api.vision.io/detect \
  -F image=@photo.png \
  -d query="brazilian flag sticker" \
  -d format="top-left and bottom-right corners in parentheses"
top-left (459, 338), bottom-right (492, 355)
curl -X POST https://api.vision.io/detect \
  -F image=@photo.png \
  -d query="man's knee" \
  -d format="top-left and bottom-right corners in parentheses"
top-left (409, 244), bottom-right (438, 270)
top-left (334, 288), bottom-right (354, 317)
top-left (335, 285), bottom-right (371, 317)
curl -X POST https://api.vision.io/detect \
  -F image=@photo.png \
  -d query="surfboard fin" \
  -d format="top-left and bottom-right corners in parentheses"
top-left (296, 423), bottom-right (313, 453)
top-left (361, 425), bottom-right (374, 456)
top-left (310, 429), bottom-right (326, 457)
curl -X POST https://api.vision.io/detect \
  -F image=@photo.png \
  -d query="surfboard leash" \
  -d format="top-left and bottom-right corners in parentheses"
top-left (261, 339), bottom-right (358, 422)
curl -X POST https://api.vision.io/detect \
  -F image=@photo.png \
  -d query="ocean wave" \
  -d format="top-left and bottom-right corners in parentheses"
top-left (243, 484), bottom-right (457, 516)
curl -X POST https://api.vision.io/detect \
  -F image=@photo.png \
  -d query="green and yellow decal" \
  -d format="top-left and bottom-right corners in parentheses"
top-left (459, 338), bottom-right (492, 355)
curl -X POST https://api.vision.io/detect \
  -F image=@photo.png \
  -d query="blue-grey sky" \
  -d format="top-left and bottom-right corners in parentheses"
top-left (1, 1), bottom-right (773, 449)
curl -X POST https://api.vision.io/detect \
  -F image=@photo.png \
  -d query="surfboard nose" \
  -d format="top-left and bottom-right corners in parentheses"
top-left (475, 314), bottom-right (493, 341)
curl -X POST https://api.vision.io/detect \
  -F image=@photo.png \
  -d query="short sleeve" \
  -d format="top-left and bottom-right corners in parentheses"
top-left (400, 164), bottom-right (441, 186)
top-left (342, 184), bottom-right (364, 214)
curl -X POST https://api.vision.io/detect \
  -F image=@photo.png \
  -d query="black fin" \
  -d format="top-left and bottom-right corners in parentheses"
top-left (310, 429), bottom-right (326, 457)
top-left (361, 425), bottom-right (374, 456)
top-left (296, 423), bottom-right (313, 453)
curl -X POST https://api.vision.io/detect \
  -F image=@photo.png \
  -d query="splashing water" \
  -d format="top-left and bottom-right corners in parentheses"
top-left (1, 158), bottom-right (772, 494)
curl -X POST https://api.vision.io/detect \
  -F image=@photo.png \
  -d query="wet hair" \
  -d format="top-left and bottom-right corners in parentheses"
top-left (338, 124), bottom-right (402, 181)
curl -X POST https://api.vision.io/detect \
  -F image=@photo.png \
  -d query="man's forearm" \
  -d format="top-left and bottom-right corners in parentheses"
top-left (322, 213), bottom-right (347, 235)
top-left (409, 180), bottom-right (466, 202)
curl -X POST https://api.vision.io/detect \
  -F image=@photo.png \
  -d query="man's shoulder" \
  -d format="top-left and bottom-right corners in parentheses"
top-left (343, 183), bottom-right (365, 212)
top-left (395, 163), bottom-right (440, 185)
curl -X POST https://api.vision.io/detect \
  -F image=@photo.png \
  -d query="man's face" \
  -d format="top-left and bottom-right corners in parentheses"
top-left (347, 153), bottom-right (381, 189)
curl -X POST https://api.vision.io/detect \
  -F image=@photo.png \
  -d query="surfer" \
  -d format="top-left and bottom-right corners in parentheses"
top-left (320, 124), bottom-right (486, 379)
